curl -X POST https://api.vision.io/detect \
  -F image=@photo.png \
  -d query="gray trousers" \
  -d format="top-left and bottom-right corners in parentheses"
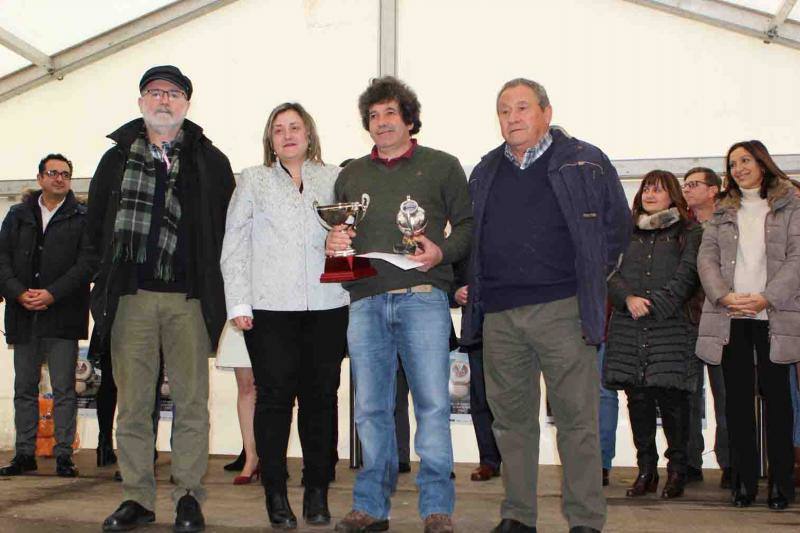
top-left (111, 291), bottom-right (210, 511)
top-left (687, 363), bottom-right (729, 470)
top-left (14, 337), bottom-right (78, 457)
top-left (484, 297), bottom-right (606, 531)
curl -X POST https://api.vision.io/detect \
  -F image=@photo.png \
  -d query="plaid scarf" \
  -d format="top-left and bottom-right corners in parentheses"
top-left (112, 128), bottom-right (183, 280)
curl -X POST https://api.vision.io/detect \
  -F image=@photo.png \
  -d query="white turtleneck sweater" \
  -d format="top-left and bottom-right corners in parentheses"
top-left (734, 187), bottom-right (769, 320)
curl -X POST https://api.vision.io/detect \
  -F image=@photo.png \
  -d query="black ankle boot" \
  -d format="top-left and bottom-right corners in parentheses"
top-left (768, 482), bottom-right (789, 510)
top-left (732, 479), bottom-right (756, 507)
top-left (303, 486), bottom-right (330, 526)
top-left (266, 489), bottom-right (297, 529)
top-left (224, 449), bottom-right (246, 472)
top-left (97, 434), bottom-right (117, 467)
top-left (626, 470), bottom-right (658, 497)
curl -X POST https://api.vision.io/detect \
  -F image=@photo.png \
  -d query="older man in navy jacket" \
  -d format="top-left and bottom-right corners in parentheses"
top-left (464, 78), bottom-right (630, 533)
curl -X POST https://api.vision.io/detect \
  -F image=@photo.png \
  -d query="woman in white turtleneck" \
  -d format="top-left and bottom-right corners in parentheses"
top-left (696, 141), bottom-right (800, 511)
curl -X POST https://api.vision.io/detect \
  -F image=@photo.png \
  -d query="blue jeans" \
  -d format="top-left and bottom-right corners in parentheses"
top-left (597, 343), bottom-right (619, 470)
top-left (348, 288), bottom-right (455, 519)
top-left (791, 364), bottom-right (800, 446)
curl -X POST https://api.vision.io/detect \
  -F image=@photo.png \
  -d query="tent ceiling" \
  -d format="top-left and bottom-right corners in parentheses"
top-left (0, 0), bottom-right (798, 103)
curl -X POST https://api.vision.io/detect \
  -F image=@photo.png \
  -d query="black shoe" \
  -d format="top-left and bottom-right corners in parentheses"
top-left (266, 490), bottom-right (297, 529)
top-left (602, 468), bottom-right (609, 487)
top-left (175, 493), bottom-right (205, 532)
top-left (0, 454), bottom-right (37, 476)
top-left (223, 449), bottom-right (246, 472)
top-left (732, 481), bottom-right (756, 508)
top-left (570, 528), bottom-right (600, 533)
top-left (450, 471), bottom-right (456, 480)
top-left (686, 466), bottom-right (703, 483)
top-left (491, 518), bottom-right (536, 532)
top-left (114, 470), bottom-right (123, 482)
top-left (720, 468), bottom-right (731, 490)
top-left (767, 483), bottom-right (789, 511)
top-left (97, 439), bottom-right (118, 467)
top-left (303, 486), bottom-right (330, 526)
top-left (398, 462), bottom-right (411, 473)
top-left (56, 455), bottom-right (78, 477)
top-left (102, 500), bottom-right (155, 531)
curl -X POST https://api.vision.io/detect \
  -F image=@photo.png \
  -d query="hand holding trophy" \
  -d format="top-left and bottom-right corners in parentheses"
top-left (313, 193), bottom-right (377, 282)
top-left (393, 195), bottom-right (428, 254)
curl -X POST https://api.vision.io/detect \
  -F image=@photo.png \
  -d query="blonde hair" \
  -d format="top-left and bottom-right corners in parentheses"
top-left (262, 102), bottom-right (323, 166)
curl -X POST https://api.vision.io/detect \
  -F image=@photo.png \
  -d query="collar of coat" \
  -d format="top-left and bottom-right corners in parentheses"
top-left (713, 178), bottom-right (795, 223)
top-left (636, 207), bottom-right (681, 230)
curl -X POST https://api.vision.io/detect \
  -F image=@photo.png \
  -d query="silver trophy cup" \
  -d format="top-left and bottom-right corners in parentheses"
top-left (393, 195), bottom-right (427, 254)
top-left (313, 193), bottom-right (371, 257)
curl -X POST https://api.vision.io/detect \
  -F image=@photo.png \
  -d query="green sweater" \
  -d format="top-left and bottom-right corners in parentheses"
top-left (334, 145), bottom-right (473, 301)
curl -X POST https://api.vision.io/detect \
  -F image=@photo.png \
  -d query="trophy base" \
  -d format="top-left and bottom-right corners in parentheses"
top-left (320, 256), bottom-right (378, 283)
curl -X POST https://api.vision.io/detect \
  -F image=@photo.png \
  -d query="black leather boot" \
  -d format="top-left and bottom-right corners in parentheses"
top-left (266, 489), bottom-right (297, 529)
top-left (303, 486), bottom-right (331, 526)
top-left (661, 471), bottom-right (685, 499)
top-left (767, 482), bottom-right (789, 510)
top-left (732, 479), bottom-right (756, 507)
top-left (626, 470), bottom-right (658, 497)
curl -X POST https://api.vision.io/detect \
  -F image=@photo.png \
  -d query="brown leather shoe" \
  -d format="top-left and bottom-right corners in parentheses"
top-left (334, 510), bottom-right (389, 532)
top-left (471, 464), bottom-right (500, 481)
top-left (424, 514), bottom-right (453, 533)
top-left (626, 470), bottom-right (658, 497)
top-left (661, 471), bottom-right (685, 499)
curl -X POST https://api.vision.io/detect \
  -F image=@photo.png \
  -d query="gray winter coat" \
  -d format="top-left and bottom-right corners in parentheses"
top-left (696, 179), bottom-right (800, 364)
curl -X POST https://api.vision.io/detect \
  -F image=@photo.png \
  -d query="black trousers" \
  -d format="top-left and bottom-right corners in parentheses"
top-left (626, 386), bottom-right (690, 475)
top-left (244, 307), bottom-right (348, 490)
top-left (468, 348), bottom-right (501, 469)
top-left (722, 319), bottom-right (795, 497)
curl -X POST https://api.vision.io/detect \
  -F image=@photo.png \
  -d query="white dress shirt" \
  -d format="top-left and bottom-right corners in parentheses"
top-left (38, 194), bottom-right (65, 233)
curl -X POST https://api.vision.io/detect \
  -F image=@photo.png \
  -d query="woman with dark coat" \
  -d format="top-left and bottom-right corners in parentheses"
top-left (604, 170), bottom-right (702, 500)
top-left (696, 140), bottom-right (800, 509)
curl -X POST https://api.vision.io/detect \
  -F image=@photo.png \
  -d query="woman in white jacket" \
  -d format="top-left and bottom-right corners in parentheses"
top-left (220, 102), bottom-right (348, 529)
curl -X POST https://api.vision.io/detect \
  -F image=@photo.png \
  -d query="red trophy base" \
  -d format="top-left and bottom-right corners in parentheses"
top-left (320, 255), bottom-right (378, 283)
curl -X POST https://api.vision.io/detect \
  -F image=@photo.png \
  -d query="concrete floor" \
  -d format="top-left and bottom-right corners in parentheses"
top-left (0, 451), bottom-right (798, 532)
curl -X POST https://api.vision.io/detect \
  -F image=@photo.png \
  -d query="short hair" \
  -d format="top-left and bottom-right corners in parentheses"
top-left (684, 166), bottom-right (721, 189)
top-left (497, 78), bottom-right (550, 111)
top-left (723, 140), bottom-right (789, 200)
top-left (262, 102), bottom-right (323, 166)
top-left (358, 76), bottom-right (421, 135)
top-left (631, 170), bottom-right (690, 224)
top-left (38, 153), bottom-right (73, 176)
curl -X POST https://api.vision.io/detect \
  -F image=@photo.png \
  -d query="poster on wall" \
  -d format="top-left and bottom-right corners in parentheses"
top-left (449, 349), bottom-right (471, 423)
top-left (76, 347), bottom-right (174, 419)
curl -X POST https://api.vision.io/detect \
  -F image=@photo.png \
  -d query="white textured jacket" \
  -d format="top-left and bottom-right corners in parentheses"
top-left (220, 161), bottom-right (349, 318)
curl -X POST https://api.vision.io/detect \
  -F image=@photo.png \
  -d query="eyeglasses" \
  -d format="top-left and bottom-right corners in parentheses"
top-left (43, 169), bottom-right (72, 179)
top-left (681, 181), bottom-right (709, 190)
top-left (141, 88), bottom-right (186, 101)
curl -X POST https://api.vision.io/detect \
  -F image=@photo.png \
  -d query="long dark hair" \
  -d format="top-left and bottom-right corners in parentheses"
top-left (631, 170), bottom-right (690, 224)
top-left (723, 140), bottom-right (788, 199)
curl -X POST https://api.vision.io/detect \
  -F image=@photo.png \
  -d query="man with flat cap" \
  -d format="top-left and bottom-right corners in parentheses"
top-left (88, 65), bottom-right (234, 533)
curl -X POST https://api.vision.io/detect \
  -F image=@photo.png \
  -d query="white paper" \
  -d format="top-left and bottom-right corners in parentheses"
top-left (357, 252), bottom-right (423, 270)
